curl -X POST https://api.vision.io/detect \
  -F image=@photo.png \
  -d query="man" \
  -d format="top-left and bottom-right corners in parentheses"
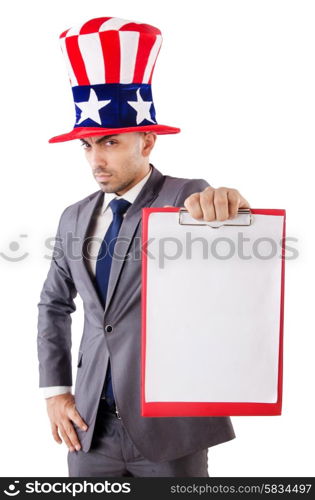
top-left (37, 17), bottom-right (250, 477)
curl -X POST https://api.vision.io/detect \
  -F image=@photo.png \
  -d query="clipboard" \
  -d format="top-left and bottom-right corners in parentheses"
top-left (141, 208), bottom-right (286, 417)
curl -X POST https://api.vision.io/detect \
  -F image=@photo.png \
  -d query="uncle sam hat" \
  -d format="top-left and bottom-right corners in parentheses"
top-left (49, 16), bottom-right (180, 143)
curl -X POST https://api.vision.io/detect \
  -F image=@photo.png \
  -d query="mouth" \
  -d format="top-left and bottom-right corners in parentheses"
top-left (95, 173), bottom-right (112, 180)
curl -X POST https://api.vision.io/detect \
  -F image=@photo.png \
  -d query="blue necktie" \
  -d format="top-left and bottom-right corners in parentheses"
top-left (95, 197), bottom-right (131, 405)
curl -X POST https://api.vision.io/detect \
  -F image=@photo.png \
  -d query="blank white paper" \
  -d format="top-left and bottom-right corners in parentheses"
top-left (144, 213), bottom-right (284, 403)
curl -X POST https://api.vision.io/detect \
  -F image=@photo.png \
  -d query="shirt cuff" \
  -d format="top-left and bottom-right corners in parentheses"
top-left (41, 386), bottom-right (72, 399)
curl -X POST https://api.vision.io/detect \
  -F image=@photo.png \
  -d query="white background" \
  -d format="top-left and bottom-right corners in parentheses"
top-left (0, 0), bottom-right (313, 477)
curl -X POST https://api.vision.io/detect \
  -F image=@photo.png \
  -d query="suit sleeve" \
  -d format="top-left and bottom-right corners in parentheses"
top-left (37, 207), bottom-right (77, 388)
top-left (174, 178), bottom-right (211, 207)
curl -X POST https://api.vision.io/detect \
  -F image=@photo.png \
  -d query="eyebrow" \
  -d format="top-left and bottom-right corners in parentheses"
top-left (80, 134), bottom-right (119, 145)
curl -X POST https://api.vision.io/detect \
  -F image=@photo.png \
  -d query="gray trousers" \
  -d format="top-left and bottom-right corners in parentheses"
top-left (68, 399), bottom-right (209, 477)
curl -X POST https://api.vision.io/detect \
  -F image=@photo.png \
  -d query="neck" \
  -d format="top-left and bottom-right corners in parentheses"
top-left (116, 164), bottom-right (151, 196)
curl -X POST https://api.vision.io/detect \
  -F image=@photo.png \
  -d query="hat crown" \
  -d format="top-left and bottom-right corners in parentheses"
top-left (59, 16), bottom-right (162, 87)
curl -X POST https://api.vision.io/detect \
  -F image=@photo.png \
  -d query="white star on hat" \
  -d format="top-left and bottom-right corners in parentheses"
top-left (75, 89), bottom-right (111, 125)
top-left (127, 88), bottom-right (156, 125)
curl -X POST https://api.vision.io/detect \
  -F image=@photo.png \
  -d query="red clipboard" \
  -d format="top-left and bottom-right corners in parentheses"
top-left (141, 208), bottom-right (286, 417)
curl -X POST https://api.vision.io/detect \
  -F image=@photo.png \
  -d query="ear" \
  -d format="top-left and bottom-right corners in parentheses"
top-left (141, 132), bottom-right (157, 157)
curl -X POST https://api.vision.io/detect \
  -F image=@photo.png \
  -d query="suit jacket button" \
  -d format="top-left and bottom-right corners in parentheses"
top-left (105, 325), bottom-right (113, 333)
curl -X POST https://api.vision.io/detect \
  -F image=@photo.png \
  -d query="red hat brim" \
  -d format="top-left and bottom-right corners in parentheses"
top-left (49, 124), bottom-right (180, 143)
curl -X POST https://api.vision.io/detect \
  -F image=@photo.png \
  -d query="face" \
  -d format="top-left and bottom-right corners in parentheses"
top-left (80, 131), bottom-right (157, 195)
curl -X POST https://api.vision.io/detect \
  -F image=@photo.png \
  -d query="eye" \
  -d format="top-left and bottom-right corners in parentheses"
top-left (80, 142), bottom-right (90, 149)
top-left (104, 140), bottom-right (116, 146)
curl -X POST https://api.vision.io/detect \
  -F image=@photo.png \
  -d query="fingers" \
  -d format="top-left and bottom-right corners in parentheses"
top-left (69, 407), bottom-right (88, 432)
top-left (184, 187), bottom-right (250, 221)
top-left (184, 193), bottom-right (204, 220)
top-left (226, 190), bottom-right (241, 219)
top-left (47, 394), bottom-right (88, 452)
top-left (213, 189), bottom-right (229, 221)
top-left (239, 196), bottom-right (251, 209)
top-left (51, 422), bottom-right (62, 445)
top-left (58, 421), bottom-right (80, 452)
top-left (58, 407), bottom-right (88, 452)
top-left (199, 188), bottom-right (215, 221)
top-left (51, 417), bottom-right (82, 452)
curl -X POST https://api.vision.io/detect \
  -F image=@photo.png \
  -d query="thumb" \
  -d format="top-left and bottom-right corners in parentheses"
top-left (239, 197), bottom-right (251, 209)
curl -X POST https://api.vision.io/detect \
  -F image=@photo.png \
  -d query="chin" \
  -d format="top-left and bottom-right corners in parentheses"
top-left (99, 184), bottom-right (115, 193)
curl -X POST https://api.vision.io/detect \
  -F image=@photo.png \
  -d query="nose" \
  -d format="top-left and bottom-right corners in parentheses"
top-left (88, 146), bottom-right (107, 171)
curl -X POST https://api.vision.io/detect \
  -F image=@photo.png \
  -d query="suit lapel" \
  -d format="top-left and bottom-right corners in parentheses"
top-left (104, 164), bottom-right (165, 315)
top-left (76, 189), bottom-right (105, 316)
top-left (76, 164), bottom-right (165, 317)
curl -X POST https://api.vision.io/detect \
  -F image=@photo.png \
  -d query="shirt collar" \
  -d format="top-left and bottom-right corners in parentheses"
top-left (101, 166), bottom-right (152, 214)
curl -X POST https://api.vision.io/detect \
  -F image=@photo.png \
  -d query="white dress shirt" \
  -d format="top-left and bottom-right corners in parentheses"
top-left (42, 166), bottom-right (152, 398)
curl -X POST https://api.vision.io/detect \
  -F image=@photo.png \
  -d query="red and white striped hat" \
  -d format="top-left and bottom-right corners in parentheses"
top-left (49, 16), bottom-right (180, 143)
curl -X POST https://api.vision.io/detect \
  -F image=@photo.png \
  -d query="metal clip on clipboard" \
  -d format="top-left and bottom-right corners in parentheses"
top-left (178, 208), bottom-right (253, 228)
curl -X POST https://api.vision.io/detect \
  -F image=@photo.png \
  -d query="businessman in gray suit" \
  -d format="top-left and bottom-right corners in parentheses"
top-left (37, 130), bottom-right (250, 477)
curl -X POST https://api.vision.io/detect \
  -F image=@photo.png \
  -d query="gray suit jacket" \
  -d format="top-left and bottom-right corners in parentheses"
top-left (37, 163), bottom-right (236, 462)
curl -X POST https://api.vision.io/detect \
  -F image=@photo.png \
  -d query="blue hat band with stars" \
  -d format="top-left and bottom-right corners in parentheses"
top-left (72, 84), bottom-right (157, 129)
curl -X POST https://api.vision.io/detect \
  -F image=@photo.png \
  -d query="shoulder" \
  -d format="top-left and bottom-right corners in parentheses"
top-left (62, 188), bottom-right (100, 213)
top-left (58, 189), bottom-right (101, 222)
top-left (163, 172), bottom-right (210, 188)
top-left (162, 174), bottom-right (211, 204)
